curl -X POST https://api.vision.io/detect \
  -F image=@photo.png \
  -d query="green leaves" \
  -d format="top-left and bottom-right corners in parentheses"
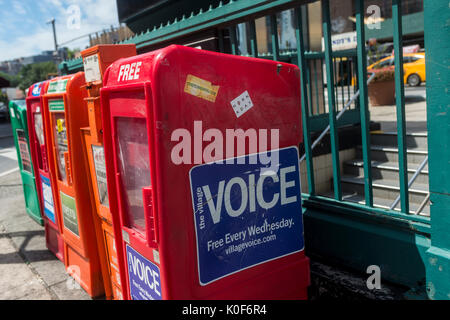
top-left (0, 71), bottom-right (19, 87)
top-left (16, 61), bottom-right (57, 92)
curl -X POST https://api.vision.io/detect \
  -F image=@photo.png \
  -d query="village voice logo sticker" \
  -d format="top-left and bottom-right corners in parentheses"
top-left (189, 146), bottom-right (304, 285)
top-left (40, 175), bottom-right (55, 224)
top-left (126, 245), bottom-right (162, 300)
top-left (31, 83), bottom-right (42, 96)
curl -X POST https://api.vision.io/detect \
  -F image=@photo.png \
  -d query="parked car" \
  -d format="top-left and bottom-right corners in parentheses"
top-left (367, 42), bottom-right (394, 65)
top-left (367, 52), bottom-right (426, 86)
top-left (0, 101), bottom-right (9, 121)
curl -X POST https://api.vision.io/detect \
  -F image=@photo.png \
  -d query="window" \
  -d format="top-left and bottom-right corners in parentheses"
top-left (53, 113), bottom-right (68, 183)
top-left (373, 58), bottom-right (393, 69)
top-left (115, 117), bottom-right (151, 235)
top-left (409, 56), bottom-right (423, 62)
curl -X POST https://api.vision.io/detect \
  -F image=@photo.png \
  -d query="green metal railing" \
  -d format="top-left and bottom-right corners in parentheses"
top-left (222, 0), bottom-right (430, 225)
top-left (355, 0), bottom-right (373, 207)
top-left (59, 0), bottom-right (429, 225)
top-left (322, 0), bottom-right (341, 200)
top-left (227, 26), bottom-right (361, 133)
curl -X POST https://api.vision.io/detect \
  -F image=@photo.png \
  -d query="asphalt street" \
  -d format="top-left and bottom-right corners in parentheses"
top-left (0, 122), bottom-right (18, 178)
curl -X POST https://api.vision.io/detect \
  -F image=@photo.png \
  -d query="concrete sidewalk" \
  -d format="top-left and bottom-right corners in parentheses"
top-left (0, 170), bottom-right (91, 300)
top-left (370, 99), bottom-right (427, 133)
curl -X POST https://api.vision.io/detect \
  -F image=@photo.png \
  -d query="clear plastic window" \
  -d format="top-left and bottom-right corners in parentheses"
top-left (277, 10), bottom-right (297, 51)
top-left (92, 145), bottom-right (109, 207)
top-left (34, 113), bottom-right (45, 146)
top-left (53, 113), bottom-right (68, 183)
top-left (115, 117), bottom-right (151, 234)
top-left (16, 129), bottom-right (32, 173)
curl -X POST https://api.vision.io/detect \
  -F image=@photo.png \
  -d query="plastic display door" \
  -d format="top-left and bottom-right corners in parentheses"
top-left (109, 92), bottom-right (161, 300)
top-left (10, 101), bottom-right (43, 224)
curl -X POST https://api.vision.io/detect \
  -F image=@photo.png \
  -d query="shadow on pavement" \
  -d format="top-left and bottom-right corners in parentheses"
top-left (405, 95), bottom-right (426, 103)
top-left (375, 121), bottom-right (428, 133)
top-left (0, 230), bottom-right (58, 264)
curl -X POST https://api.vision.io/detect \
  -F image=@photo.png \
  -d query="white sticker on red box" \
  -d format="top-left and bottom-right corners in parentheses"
top-left (230, 90), bottom-right (253, 118)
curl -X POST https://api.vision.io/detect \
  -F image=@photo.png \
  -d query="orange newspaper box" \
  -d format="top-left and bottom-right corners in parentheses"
top-left (80, 44), bottom-right (136, 300)
top-left (26, 81), bottom-right (65, 262)
top-left (43, 74), bottom-right (104, 297)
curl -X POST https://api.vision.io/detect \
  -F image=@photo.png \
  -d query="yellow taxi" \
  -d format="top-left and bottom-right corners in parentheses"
top-left (367, 52), bottom-right (425, 86)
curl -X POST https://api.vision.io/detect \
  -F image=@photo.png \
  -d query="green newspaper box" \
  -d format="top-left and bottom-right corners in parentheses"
top-left (9, 100), bottom-right (43, 225)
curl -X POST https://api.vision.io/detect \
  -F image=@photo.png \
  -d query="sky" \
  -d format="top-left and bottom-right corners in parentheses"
top-left (0, 0), bottom-right (119, 61)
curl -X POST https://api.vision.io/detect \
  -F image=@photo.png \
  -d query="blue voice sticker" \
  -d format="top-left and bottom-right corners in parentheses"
top-left (126, 245), bottom-right (162, 300)
top-left (32, 83), bottom-right (42, 96)
top-left (189, 146), bottom-right (304, 285)
top-left (40, 175), bottom-right (55, 224)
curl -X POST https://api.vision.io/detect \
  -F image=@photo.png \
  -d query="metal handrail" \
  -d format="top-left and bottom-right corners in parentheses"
top-left (390, 155), bottom-right (429, 212)
top-left (298, 68), bottom-right (429, 215)
top-left (300, 72), bottom-right (376, 163)
top-left (415, 193), bottom-right (430, 215)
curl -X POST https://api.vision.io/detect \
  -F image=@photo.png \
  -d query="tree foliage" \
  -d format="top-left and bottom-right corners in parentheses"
top-left (67, 48), bottom-right (80, 60)
top-left (370, 67), bottom-right (396, 83)
top-left (16, 61), bottom-right (57, 91)
top-left (0, 71), bottom-right (19, 87)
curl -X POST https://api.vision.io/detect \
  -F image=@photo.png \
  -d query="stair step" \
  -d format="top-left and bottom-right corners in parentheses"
top-left (324, 191), bottom-right (430, 216)
top-left (357, 145), bottom-right (428, 164)
top-left (344, 159), bottom-right (429, 184)
top-left (320, 131), bottom-right (430, 216)
top-left (340, 175), bottom-right (429, 205)
top-left (370, 131), bottom-right (428, 150)
top-left (341, 175), bottom-right (429, 193)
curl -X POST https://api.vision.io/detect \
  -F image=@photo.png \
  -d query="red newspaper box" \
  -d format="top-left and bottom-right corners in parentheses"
top-left (101, 45), bottom-right (310, 299)
top-left (26, 81), bottom-right (65, 262)
top-left (43, 74), bottom-right (104, 297)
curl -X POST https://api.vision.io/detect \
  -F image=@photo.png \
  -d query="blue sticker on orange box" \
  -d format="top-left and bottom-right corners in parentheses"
top-left (126, 245), bottom-right (162, 300)
top-left (189, 146), bottom-right (304, 285)
top-left (40, 175), bottom-right (55, 224)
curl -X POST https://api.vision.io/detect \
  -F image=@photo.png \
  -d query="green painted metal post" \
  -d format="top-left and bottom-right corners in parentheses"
top-left (346, 58), bottom-right (351, 106)
top-left (218, 29), bottom-right (225, 53)
top-left (339, 58), bottom-right (345, 110)
top-left (248, 20), bottom-right (258, 58)
top-left (321, 58), bottom-right (326, 114)
top-left (333, 57), bottom-right (339, 110)
top-left (270, 15), bottom-right (280, 61)
top-left (306, 61), bottom-right (313, 115)
top-left (322, 0), bottom-right (342, 200)
top-left (314, 60), bottom-right (320, 114)
top-left (392, 0), bottom-right (409, 214)
top-left (295, 7), bottom-right (315, 195)
top-left (355, 0), bottom-right (373, 207)
top-left (424, 0), bottom-right (450, 300)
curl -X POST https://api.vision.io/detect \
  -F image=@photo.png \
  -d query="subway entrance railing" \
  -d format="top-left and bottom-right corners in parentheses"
top-left (217, 0), bottom-right (430, 225)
